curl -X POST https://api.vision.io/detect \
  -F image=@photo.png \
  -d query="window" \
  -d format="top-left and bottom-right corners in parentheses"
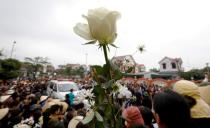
top-left (53, 84), bottom-right (57, 91)
top-left (49, 82), bottom-right (54, 89)
top-left (171, 63), bottom-right (176, 69)
top-left (58, 83), bottom-right (78, 92)
top-left (162, 63), bottom-right (166, 69)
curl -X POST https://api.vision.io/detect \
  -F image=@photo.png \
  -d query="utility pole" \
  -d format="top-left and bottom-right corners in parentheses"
top-left (85, 53), bottom-right (88, 67)
top-left (206, 62), bottom-right (209, 74)
top-left (10, 41), bottom-right (16, 58)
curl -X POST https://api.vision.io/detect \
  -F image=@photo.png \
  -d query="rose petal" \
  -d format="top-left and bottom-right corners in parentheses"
top-left (73, 23), bottom-right (93, 40)
top-left (88, 8), bottom-right (109, 20)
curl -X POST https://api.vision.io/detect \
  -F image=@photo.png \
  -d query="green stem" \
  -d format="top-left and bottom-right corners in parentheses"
top-left (111, 94), bottom-right (116, 128)
top-left (102, 45), bottom-right (109, 65)
top-left (102, 44), bottom-right (116, 128)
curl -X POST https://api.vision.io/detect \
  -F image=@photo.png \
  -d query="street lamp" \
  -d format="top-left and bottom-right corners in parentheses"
top-left (10, 41), bottom-right (16, 58)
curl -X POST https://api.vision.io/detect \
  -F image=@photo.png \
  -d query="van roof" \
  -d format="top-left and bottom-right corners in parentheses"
top-left (50, 80), bottom-right (76, 84)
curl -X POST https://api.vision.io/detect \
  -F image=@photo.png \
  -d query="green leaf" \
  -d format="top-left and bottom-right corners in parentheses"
top-left (83, 40), bottom-right (97, 45)
top-left (109, 43), bottom-right (118, 48)
top-left (95, 111), bottom-right (103, 122)
top-left (107, 45), bottom-right (110, 51)
top-left (103, 64), bottom-right (110, 75)
top-left (113, 69), bottom-right (123, 80)
top-left (98, 75), bottom-right (108, 83)
top-left (81, 110), bottom-right (95, 124)
top-left (104, 104), bottom-right (112, 119)
top-left (93, 86), bottom-right (105, 104)
top-left (102, 79), bottom-right (115, 89)
top-left (98, 44), bottom-right (103, 49)
top-left (95, 121), bottom-right (104, 128)
top-left (91, 65), bottom-right (103, 75)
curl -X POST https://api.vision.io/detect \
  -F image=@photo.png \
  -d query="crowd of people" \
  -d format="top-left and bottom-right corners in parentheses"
top-left (0, 78), bottom-right (210, 128)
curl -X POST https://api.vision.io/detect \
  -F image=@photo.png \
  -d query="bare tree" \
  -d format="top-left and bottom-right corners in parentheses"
top-left (24, 56), bottom-right (50, 78)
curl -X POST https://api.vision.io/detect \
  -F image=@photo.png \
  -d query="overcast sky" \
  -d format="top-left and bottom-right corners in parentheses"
top-left (0, 0), bottom-right (210, 70)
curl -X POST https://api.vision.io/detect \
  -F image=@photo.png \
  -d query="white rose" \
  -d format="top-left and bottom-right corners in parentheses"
top-left (74, 7), bottom-right (121, 44)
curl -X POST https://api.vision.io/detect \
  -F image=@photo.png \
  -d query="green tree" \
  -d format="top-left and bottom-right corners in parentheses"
top-left (57, 66), bottom-right (86, 78)
top-left (0, 58), bottom-right (21, 80)
top-left (0, 50), bottom-right (3, 56)
top-left (179, 69), bottom-right (205, 80)
top-left (77, 66), bottom-right (85, 76)
top-left (149, 68), bottom-right (160, 72)
top-left (65, 67), bottom-right (73, 76)
top-left (202, 67), bottom-right (210, 74)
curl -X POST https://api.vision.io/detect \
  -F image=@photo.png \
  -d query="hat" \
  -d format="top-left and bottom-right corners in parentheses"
top-left (6, 89), bottom-right (14, 95)
top-left (13, 124), bottom-right (31, 128)
top-left (68, 116), bottom-right (83, 128)
top-left (59, 102), bottom-right (68, 114)
top-left (0, 95), bottom-right (11, 103)
top-left (122, 106), bottom-right (144, 127)
top-left (199, 85), bottom-right (210, 107)
top-left (42, 101), bottom-right (56, 112)
top-left (40, 96), bottom-right (48, 102)
top-left (42, 99), bottom-right (68, 113)
top-left (173, 80), bottom-right (210, 118)
top-left (0, 108), bottom-right (9, 120)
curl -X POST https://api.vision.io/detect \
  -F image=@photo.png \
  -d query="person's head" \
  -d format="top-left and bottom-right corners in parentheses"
top-left (70, 89), bottom-right (74, 92)
top-left (65, 94), bottom-right (70, 99)
top-left (153, 90), bottom-right (191, 128)
top-left (63, 108), bottom-right (77, 127)
top-left (173, 80), bottom-right (210, 118)
top-left (74, 103), bottom-right (84, 110)
top-left (48, 119), bottom-right (65, 128)
top-left (50, 104), bottom-right (62, 116)
top-left (32, 109), bottom-right (42, 122)
top-left (30, 96), bottom-right (39, 105)
top-left (139, 106), bottom-right (154, 128)
top-left (142, 96), bottom-right (152, 109)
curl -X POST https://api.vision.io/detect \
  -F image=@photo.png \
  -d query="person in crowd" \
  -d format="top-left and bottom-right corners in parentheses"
top-left (173, 80), bottom-right (210, 128)
top-left (74, 103), bottom-right (86, 117)
top-left (48, 119), bottom-right (65, 128)
top-left (13, 108), bottom-right (42, 128)
top-left (7, 107), bottom-right (22, 127)
top-left (199, 84), bottom-right (210, 106)
top-left (42, 99), bottom-right (68, 127)
top-left (139, 106), bottom-right (155, 128)
top-left (63, 108), bottom-right (77, 128)
top-left (68, 89), bottom-right (75, 106)
top-left (31, 108), bottom-right (42, 128)
top-left (68, 115), bottom-right (83, 128)
top-left (64, 94), bottom-right (71, 106)
top-left (0, 108), bottom-right (9, 128)
top-left (40, 95), bottom-right (49, 107)
top-left (22, 95), bottom-right (33, 119)
top-left (133, 89), bottom-right (142, 106)
top-left (153, 89), bottom-right (191, 128)
top-left (142, 95), bottom-right (152, 110)
top-left (122, 106), bottom-right (145, 128)
top-left (76, 122), bottom-right (89, 128)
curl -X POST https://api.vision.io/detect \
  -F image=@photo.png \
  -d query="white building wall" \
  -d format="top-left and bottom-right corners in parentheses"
top-left (159, 58), bottom-right (180, 72)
